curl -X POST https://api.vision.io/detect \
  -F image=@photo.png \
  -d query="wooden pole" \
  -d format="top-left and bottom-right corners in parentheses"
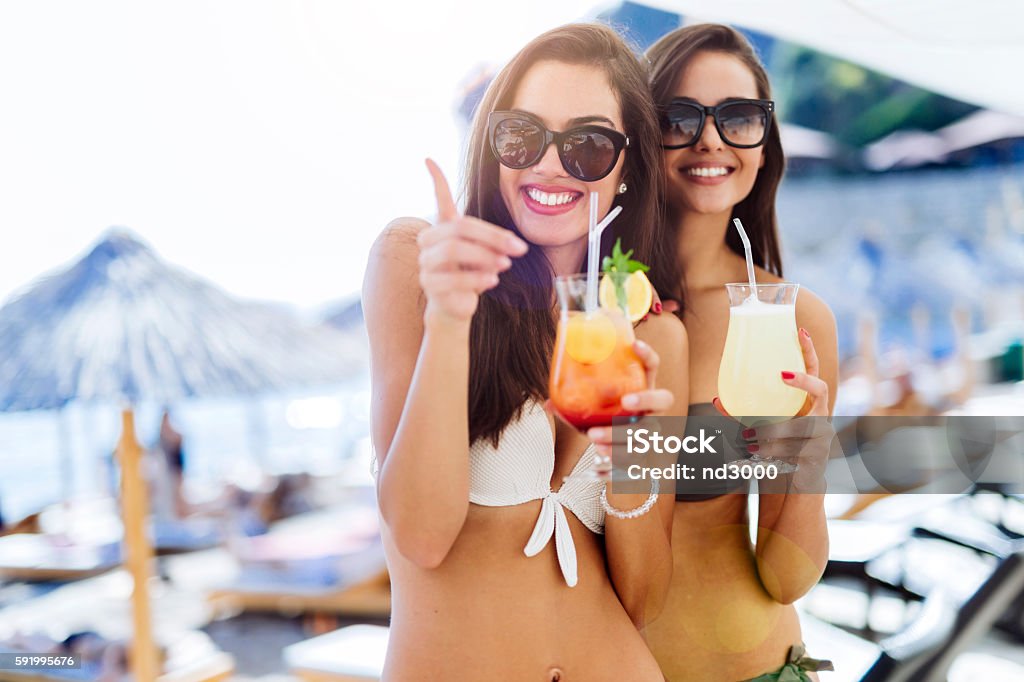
top-left (117, 407), bottom-right (159, 682)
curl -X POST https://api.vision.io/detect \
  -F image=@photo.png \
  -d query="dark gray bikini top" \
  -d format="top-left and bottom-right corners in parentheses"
top-left (674, 403), bottom-right (750, 502)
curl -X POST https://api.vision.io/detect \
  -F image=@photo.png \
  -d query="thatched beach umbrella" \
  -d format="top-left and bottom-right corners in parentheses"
top-left (0, 228), bottom-right (365, 681)
top-left (0, 229), bottom-right (362, 411)
top-left (0, 229), bottom-right (365, 496)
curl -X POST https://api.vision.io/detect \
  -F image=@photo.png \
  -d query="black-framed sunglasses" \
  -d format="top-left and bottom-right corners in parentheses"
top-left (488, 110), bottom-right (629, 182)
top-left (660, 98), bottom-right (774, 149)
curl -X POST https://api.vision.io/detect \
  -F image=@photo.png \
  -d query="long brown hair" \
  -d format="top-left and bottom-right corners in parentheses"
top-left (463, 23), bottom-right (682, 445)
top-left (647, 23), bottom-right (785, 277)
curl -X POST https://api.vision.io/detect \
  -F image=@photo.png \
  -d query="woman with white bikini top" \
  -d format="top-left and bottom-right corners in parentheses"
top-left (364, 24), bottom-right (688, 682)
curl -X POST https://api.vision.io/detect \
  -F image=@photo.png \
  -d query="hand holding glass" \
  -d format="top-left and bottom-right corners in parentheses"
top-left (549, 273), bottom-right (647, 430)
top-left (718, 283), bottom-right (807, 422)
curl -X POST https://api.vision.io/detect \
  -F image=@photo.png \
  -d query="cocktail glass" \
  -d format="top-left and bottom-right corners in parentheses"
top-left (549, 273), bottom-right (647, 478)
top-left (718, 282), bottom-right (806, 472)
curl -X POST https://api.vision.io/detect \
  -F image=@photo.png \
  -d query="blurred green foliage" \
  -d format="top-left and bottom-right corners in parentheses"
top-left (770, 43), bottom-right (978, 146)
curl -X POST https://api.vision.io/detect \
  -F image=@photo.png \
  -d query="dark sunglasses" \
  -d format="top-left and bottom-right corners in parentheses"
top-left (660, 98), bottom-right (774, 149)
top-left (488, 110), bottom-right (629, 182)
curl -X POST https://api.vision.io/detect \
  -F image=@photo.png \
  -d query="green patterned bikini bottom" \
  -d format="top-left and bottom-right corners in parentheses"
top-left (742, 644), bottom-right (834, 682)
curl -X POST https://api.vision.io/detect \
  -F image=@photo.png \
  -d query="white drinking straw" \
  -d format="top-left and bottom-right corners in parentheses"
top-left (596, 205), bottom-right (623, 234)
top-left (584, 194), bottom-right (622, 312)
top-left (732, 218), bottom-right (758, 302)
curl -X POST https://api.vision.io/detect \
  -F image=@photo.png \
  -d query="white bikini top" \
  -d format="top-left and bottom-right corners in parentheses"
top-left (468, 401), bottom-right (605, 587)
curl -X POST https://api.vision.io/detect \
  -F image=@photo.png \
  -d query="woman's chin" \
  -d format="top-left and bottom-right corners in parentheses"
top-left (516, 223), bottom-right (587, 251)
top-left (678, 198), bottom-right (738, 217)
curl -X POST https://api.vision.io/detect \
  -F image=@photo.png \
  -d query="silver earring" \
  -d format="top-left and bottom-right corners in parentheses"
top-left (617, 182), bottom-right (627, 195)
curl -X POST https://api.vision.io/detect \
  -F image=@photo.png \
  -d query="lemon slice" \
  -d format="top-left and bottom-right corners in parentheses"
top-left (599, 271), bottom-right (654, 322)
top-left (564, 312), bottom-right (617, 364)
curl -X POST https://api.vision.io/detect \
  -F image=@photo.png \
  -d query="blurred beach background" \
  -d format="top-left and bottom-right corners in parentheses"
top-left (1, 0), bottom-right (1022, 521)
top-left (1, 1), bottom-right (1023, 681)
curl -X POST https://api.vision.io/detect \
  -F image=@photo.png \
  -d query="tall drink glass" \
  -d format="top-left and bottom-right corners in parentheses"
top-left (549, 273), bottom-right (647, 431)
top-left (718, 283), bottom-right (806, 423)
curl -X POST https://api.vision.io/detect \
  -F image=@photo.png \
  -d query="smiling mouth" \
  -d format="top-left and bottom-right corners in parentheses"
top-left (524, 186), bottom-right (583, 207)
top-left (684, 166), bottom-right (734, 178)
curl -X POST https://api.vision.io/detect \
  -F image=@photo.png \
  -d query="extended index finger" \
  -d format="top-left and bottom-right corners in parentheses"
top-left (425, 158), bottom-right (458, 222)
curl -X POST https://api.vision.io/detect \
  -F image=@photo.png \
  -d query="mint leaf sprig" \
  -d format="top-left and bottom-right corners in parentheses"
top-left (601, 238), bottom-right (650, 312)
top-left (601, 238), bottom-right (650, 275)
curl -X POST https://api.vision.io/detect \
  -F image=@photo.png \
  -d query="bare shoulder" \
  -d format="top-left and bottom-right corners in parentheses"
top-left (794, 286), bottom-right (837, 340)
top-left (364, 218), bottom-right (428, 293)
top-left (362, 218), bottom-right (430, 329)
top-left (636, 311), bottom-right (688, 356)
top-left (753, 266), bottom-right (836, 338)
top-left (636, 312), bottom-right (689, 412)
top-left (368, 217), bottom-right (429, 269)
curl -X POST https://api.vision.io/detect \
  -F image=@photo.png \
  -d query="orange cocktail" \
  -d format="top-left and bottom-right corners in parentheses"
top-left (549, 273), bottom-right (647, 429)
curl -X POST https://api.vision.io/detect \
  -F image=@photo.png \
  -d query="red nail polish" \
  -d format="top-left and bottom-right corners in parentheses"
top-left (781, 371), bottom-right (796, 380)
top-left (652, 301), bottom-right (663, 314)
top-left (747, 444), bottom-right (760, 453)
top-left (742, 428), bottom-right (756, 439)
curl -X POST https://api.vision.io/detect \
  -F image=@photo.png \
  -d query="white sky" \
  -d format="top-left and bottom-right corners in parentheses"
top-left (0, 0), bottom-right (604, 311)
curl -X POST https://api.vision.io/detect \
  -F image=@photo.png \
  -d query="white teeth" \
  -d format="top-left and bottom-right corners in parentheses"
top-left (686, 166), bottom-right (730, 177)
top-left (526, 188), bottom-right (579, 206)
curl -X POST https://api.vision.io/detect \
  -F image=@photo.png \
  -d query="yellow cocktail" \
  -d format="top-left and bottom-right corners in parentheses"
top-left (718, 283), bottom-right (806, 422)
top-left (549, 272), bottom-right (648, 429)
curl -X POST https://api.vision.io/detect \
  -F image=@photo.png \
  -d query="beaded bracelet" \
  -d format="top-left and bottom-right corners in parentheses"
top-left (600, 478), bottom-right (660, 519)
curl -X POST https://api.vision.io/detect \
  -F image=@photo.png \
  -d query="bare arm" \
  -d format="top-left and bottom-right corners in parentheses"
top-left (753, 290), bottom-right (837, 604)
top-left (363, 161), bottom-right (527, 568)
top-left (600, 314), bottom-right (689, 627)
